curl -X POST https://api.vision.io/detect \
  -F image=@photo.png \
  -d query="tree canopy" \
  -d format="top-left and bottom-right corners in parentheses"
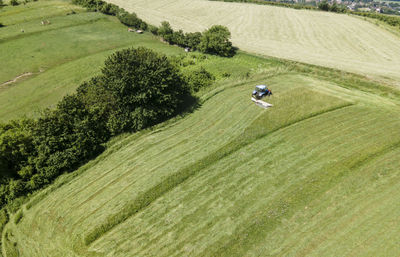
top-left (198, 25), bottom-right (235, 57)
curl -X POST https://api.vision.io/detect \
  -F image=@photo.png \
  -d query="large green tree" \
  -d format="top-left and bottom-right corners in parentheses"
top-left (198, 25), bottom-right (235, 57)
top-left (101, 47), bottom-right (190, 134)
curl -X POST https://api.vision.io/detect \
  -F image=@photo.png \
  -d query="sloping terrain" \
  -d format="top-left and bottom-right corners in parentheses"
top-left (4, 72), bottom-right (400, 256)
top-left (106, 0), bottom-right (400, 83)
top-left (0, 1), bottom-right (183, 121)
top-left (2, 1), bottom-right (400, 256)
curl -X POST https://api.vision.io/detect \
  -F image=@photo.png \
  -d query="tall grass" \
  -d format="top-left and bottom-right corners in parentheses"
top-left (13, 211), bottom-right (22, 225)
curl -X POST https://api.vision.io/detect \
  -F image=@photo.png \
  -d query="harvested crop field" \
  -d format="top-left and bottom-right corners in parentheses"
top-left (7, 73), bottom-right (400, 256)
top-left (106, 0), bottom-right (400, 83)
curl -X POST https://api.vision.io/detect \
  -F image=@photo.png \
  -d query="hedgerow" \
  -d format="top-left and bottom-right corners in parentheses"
top-left (72, 0), bottom-right (236, 57)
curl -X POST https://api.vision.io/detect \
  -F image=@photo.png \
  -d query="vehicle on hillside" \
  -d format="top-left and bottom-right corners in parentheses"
top-left (252, 85), bottom-right (272, 100)
top-left (251, 85), bottom-right (273, 108)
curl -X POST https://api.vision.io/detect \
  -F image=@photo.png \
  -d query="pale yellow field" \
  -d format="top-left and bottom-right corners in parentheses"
top-left (106, 0), bottom-right (400, 83)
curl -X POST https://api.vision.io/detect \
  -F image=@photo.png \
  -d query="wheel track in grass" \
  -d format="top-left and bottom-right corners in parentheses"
top-left (94, 102), bottom-right (387, 256)
top-left (279, 170), bottom-right (400, 257)
top-left (31, 82), bottom-right (253, 226)
top-left (206, 136), bottom-right (400, 257)
top-left (83, 102), bottom-right (353, 246)
top-left (46, 98), bottom-right (224, 213)
top-left (312, 177), bottom-right (400, 256)
top-left (70, 85), bottom-right (259, 229)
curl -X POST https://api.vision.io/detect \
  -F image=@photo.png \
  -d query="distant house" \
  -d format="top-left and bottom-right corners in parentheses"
top-left (136, 30), bottom-right (143, 34)
top-left (184, 47), bottom-right (191, 52)
top-left (128, 28), bottom-right (135, 32)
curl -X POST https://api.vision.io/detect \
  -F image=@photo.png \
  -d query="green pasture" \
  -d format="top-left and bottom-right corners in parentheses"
top-left (0, 0), bottom-right (85, 26)
top-left (5, 71), bottom-right (400, 256)
top-left (0, 2), bottom-right (185, 121)
top-left (2, 1), bottom-right (400, 256)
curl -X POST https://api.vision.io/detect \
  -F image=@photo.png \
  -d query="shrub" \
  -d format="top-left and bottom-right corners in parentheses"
top-left (149, 24), bottom-right (159, 35)
top-left (318, 0), bottom-right (329, 11)
top-left (158, 21), bottom-right (174, 43)
top-left (32, 94), bottom-right (109, 179)
top-left (100, 3), bottom-right (120, 15)
top-left (117, 11), bottom-right (147, 30)
top-left (171, 30), bottom-right (186, 47)
top-left (184, 32), bottom-right (202, 50)
top-left (7, 180), bottom-right (25, 203)
top-left (185, 67), bottom-right (215, 92)
top-left (13, 210), bottom-right (22, 224)
top-left (198, 25), bottom-right (235, 57)
top-left (0, 119), bottom-right (35, 178)
top-left (10, 0), bottom-right (19, 5)
top-left (0, 209), bottom-right (9, 233)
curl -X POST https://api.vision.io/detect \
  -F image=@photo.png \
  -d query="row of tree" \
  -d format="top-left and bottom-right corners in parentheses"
top-left (72, 0), bottom-right (236, 57)
top-left (154, 22), bottom-right (236, 57)
top-left (0, 47), bottom-right (199, 212)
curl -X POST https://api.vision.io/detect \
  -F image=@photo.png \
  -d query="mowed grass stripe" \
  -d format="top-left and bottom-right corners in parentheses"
top-left (83, 88), bottom-right (352, 245)
top-left (205, 109), bottom-right (400, 257)
top-left (70, 85), bottom-right (262, 229)
top-left (106, 0), bottom-right (400, 82)
top-left (292, 154), bottom-right (400, 257)
top-left (90, 106), bottom-right (400, 256)
top-left (8, 73), bottom-right (400, 256)
top-left (6, 76), bottom-right (334, 254)
top-left (10, 81), bottom-right (264, 249)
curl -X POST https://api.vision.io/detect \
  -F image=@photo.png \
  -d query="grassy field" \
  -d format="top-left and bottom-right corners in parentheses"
top-left (4, 69), bottom-right (400, 256)
top-left (2, 1), bottom-right (400, 256)
top-left (105, 0), bottom-right (400, 84)
top-left (0, 0), bottom-right (185, 121)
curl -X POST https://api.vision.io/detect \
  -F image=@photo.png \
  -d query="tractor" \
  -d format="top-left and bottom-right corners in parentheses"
top-left (251, 85), bottom-right (273, 108)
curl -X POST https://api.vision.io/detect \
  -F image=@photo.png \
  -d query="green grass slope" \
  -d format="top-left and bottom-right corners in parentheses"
top-left (2, 1), bottom-right (400, 256)
top-left (106, 0), bottom-right (400, 84)
top-left (0, 1), bottom-right (183, 121)
top-left (4, 70), bottom-right (400, 256)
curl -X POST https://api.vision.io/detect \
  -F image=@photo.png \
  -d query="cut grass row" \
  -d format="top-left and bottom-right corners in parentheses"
top-left (89, 103), bottom-right (400, 256)
top-left (106, 0), bottom-right (400, 83)
top-left (2, 0), bottom-right (399, 122)
top-left (2, 1), bottom-right (400, 256)
top-left (83, 87), bottom-right (352, 246)
top-left (8, 72), bottom-right (400, 256)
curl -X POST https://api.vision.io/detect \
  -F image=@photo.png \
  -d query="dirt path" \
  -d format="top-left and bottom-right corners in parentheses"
top-left (0, 72), bottom-right (34, 87)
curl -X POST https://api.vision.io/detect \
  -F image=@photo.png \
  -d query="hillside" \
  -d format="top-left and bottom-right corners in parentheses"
top-left (2, 1), bottom-right (400, 257)
top-left (0, 0), bottom-right (183, 121)
top-left (4, 69), bottom-right (400, 255)
top-left (106, 0), bottom-right (400, 84)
